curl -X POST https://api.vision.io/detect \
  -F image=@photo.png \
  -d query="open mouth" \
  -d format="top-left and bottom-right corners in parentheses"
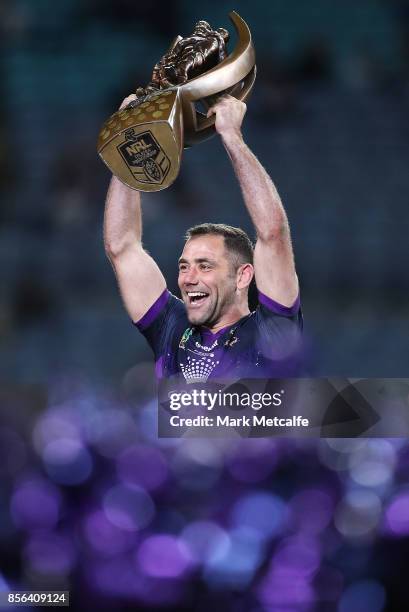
top-left (187, 291), bottom-right (209, 308)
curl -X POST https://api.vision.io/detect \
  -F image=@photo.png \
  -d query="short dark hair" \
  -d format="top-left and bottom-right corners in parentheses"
top-left (185, 223), bottom-right (254, 269)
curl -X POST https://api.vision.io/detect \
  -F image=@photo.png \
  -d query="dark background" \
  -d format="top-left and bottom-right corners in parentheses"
top-left (1, 1), bottom-right (409, 610)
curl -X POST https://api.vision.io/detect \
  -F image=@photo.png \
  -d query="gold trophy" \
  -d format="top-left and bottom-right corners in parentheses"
top-left (97, 12), bottom-right (256, 192)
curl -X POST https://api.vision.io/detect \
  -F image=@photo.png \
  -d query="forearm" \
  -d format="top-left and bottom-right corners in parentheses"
top-left (104, 175), bottom-right (142, 257)
top-left (221, 131), bottom-right (288, 241)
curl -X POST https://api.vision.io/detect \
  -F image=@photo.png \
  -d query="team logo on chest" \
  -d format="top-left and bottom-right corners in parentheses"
top-left (179, 328), bottom-right (220, 383)
top-left (177, 326), bottom-right (241, 383)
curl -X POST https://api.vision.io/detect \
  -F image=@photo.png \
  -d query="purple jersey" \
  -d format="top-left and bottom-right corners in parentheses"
top-left (135, 289), bottom-right (303, 382)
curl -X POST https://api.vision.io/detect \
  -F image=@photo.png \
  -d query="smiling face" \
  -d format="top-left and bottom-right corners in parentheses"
top-left (178, 234), bottom-right (240, 327)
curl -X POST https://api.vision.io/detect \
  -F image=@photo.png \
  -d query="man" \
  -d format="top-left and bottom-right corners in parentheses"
top-left (104, 95), bottom-right (302, 382)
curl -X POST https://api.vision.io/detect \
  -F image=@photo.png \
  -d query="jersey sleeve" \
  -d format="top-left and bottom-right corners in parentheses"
top-left (133, 289), bottom-right (187, 360)
top-left (255, 290), bottom-right (303, 364)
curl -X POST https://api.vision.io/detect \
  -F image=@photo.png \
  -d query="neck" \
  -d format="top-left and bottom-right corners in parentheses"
top-left (202, 304), bottom-right (250, 334)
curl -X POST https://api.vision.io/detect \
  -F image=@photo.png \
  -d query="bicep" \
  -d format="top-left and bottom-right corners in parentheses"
top-left (110, 245), bottom-right (167, 322)
top-left (254, 233), bottom-right (299, 307)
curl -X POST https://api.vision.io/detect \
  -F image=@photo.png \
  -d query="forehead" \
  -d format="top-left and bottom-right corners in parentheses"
top-left (180, 234), bottom-right (227, 260)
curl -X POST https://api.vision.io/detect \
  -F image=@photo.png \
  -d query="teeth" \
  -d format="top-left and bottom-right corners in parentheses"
top-left (188, 292), bottom-right (207, 297)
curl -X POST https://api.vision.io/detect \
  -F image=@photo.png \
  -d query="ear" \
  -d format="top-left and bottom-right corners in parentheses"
top-left (236, 263), bottom-right (254, 290)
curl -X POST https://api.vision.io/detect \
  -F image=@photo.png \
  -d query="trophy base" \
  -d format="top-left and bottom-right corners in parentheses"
top-left (98, 90), bottom-right (183, 192)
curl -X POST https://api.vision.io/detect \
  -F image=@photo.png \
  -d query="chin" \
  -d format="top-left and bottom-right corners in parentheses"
top-left (187, 312), bottom-right (207, 326)
top-left (186, 305), bottom-right (214, 326)
top-left (184, 298), bottom-right (213, 326)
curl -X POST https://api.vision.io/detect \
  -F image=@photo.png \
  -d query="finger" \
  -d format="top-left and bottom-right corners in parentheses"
top-left (119, 94), bottom-right (137, 110)
top-left (119, 94), bottom-right (137, 109)
top-left (207, 94), bottom-right (228, 106)
top-left (206, 94), bottom-right (228, 117)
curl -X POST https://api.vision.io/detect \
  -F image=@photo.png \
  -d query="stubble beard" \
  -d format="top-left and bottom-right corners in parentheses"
top-left (187, 285), bottom-right (236, 327)
top-left (187, 294), bottom-right (217, 327)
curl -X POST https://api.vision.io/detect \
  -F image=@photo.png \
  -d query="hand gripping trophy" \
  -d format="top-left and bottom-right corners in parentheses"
top-left (97, 12), bottom-right (256, 191)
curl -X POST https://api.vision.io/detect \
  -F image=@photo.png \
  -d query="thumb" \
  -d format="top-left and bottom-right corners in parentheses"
top-left (119, 94), bottom-right (137, 110)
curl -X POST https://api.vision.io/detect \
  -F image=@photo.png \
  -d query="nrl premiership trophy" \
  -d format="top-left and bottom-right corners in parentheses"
top-left (97, 12), bottom-right (256, 192)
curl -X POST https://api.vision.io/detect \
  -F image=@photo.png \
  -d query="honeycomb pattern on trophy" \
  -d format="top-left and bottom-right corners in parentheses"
top-left (98, 90), bottom-right (175, 144)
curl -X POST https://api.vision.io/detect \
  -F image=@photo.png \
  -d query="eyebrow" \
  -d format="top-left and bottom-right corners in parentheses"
top-left (178, 257), bottom-right (216, 265)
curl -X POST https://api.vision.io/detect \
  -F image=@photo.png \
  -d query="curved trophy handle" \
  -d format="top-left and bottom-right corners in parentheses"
top-left (179, 11), bottom-right (256, 146)
top-left (191, 65), bottom-right (257, 142)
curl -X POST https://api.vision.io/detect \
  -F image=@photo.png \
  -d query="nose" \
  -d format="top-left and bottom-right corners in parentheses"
top-left (183, 266), bottom-right (199, 285)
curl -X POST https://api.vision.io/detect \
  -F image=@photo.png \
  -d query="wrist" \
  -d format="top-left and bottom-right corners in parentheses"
top-left (220, 128), bottom-right (243, 147)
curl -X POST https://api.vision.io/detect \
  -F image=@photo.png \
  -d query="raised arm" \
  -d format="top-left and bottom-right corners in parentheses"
top-left (207, 96), bottom-right (298, 307)
top-left (104, 97), bottom-right (166, 322)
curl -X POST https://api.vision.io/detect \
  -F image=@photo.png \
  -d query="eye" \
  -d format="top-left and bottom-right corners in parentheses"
top-left (199, 263), bottom-right (211, 270)
top-left (179, 264), bottom-right (188, 272)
